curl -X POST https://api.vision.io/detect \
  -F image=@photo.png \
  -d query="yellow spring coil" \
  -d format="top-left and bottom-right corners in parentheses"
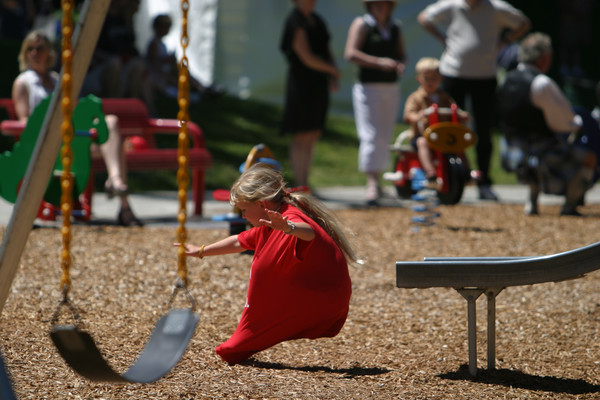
top-left (176, 0), bottom-right (191, 286)
top-left (59, 0), bottom-right (74, 296)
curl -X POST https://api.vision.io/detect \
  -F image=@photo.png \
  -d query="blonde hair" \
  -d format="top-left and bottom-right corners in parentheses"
top-left (415, 57), bottom-right (440, 74)
top-left (230, 164), bottom-right (357, 263)
top-left (18, 30), bottom-right (56, 72)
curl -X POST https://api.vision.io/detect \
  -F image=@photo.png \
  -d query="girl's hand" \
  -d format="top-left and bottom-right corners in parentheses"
top-left (259, 209), bottom-right (292, 233)
top-left (173, 242), bottom-right (202, 257)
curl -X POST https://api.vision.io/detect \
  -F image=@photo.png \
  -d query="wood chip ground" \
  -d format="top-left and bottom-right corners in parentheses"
top-left (1, 202), bottom-right (599, 399)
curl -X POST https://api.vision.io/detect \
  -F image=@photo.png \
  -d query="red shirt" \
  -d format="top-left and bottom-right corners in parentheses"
top-left (215, 203), bottom-right (352, 364)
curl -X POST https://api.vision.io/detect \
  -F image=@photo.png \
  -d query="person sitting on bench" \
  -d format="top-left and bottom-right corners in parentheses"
top-left (12, 30), bottom-right (142, 226)
top-left (497, 32), bottom-right (597, 216)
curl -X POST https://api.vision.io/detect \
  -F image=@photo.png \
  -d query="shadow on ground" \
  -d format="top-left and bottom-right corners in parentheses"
top-left (440, 364), bottom-right (600, 395)
top-left (242, 359), bottom-right (390, 379)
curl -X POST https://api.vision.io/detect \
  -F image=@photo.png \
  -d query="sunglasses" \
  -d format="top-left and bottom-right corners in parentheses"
top-left (26, 44), bottom-right (48, 53)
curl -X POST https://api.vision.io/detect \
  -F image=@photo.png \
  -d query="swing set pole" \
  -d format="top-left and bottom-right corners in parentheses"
top-left (0, 0), bottom-right (111, 316)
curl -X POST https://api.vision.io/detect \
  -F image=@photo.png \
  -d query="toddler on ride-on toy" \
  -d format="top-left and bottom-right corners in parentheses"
top-left (386, 57), bottom-right (475, 204)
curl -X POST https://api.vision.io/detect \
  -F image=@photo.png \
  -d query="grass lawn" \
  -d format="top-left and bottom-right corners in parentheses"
top-left (123, 94), bottom-right (517, 192)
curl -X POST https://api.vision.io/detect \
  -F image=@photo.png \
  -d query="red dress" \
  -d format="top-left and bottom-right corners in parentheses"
top-left (215, 203), bottom-right (352, 365)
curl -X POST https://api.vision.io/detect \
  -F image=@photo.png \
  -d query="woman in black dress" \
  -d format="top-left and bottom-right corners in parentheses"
top-left (280, 0), bottom-right (339, 189)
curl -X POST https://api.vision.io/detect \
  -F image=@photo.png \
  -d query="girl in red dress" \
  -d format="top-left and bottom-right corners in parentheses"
top-left (175, 165), bottom-right (356, 365)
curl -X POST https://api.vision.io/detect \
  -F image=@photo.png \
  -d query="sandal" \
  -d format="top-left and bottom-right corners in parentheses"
top-left (105, 180), bottom-right (129, 199)
top-left (118, 207), bottom-right (144, 227)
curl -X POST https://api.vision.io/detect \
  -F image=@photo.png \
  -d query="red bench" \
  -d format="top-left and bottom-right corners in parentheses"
top-left (0, 97), bottom-right (212, 216)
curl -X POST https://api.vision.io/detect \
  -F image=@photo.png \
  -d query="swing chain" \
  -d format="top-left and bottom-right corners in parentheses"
top-left (167, 277), bottom-right (197, 312)
top-left (59, 0), bottom-right (75, 297)
top-left (50, 286), bottom-right (82, 327)
top-left (175, 0), bottom-right (191, 286)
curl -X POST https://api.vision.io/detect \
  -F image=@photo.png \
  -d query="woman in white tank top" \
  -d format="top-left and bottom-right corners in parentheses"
top-left (12, 30), bottom-right (142, 226)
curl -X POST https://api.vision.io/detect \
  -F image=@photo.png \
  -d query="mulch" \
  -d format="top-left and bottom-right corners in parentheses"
top-left (1, 201), bottom-right (599, 399)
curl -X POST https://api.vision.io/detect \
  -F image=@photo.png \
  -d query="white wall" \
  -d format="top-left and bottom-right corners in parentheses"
top-left (134, 0), bottom-right (218, 86)
top-left (211, 0), bottom-right (442, 114)
top-left (134, 0), bottom-right (442, 114)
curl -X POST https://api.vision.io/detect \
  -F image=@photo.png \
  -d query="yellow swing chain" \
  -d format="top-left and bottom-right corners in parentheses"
top-left (176, 0), bottom-right (191, 286)
top-left (57, 0), bottom-right (191, 292)
top-left (59, 0), bottom-right (75, 298)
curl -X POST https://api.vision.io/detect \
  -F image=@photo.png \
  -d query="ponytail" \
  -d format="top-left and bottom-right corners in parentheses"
top-left (287, 191), bottom-right (357, 263)
top-left (230, 165), bottom-right (357, 263)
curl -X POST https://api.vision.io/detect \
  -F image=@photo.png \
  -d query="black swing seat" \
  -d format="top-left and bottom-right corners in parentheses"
top-left (50, 308), bottom-right (198, 383)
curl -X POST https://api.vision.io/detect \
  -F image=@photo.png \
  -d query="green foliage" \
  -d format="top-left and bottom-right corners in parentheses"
top-left (135, 94), bottom-right (372, 190)
top-left (125, 94), bottom-right (516, 191)
top-left (195, 94), bottom-right (290, 188)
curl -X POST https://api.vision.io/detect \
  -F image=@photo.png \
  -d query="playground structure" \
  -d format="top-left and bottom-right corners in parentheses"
top-left (0, 0), bottom-right (200, 386)
top-left (385, 104), bottom-right (477, 205)
top-left (0, 96), bottom-right (109, 220)
top-left (396, 241), bottom-right (600, 377)
top-left (0, 0), bottom-right (109, 320)
top-left (0, 96), bottom-right (212, 219)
